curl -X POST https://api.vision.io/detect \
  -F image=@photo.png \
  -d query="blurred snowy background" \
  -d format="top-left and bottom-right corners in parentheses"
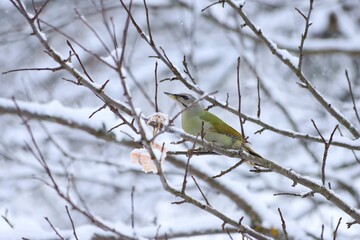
top-left (1, 0), bottom-right (360, 239)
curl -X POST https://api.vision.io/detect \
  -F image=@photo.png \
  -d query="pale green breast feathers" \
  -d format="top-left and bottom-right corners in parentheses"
top-left (181, 110), bottom-right (244, 149)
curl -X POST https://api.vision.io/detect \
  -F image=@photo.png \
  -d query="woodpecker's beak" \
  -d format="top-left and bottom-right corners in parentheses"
top-left (164, 92), bottom-right (177, 99)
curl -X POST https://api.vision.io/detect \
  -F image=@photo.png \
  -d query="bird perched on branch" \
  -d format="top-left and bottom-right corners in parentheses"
top-left (165, 92), bottom-right (262, 158)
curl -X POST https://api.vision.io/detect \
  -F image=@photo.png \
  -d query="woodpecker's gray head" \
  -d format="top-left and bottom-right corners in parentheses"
top-left (164, 92), bottom-right (201, 110)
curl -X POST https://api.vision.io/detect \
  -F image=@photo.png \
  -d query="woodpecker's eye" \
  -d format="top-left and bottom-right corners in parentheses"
top-left (182, 95), bottom-right (189, 100)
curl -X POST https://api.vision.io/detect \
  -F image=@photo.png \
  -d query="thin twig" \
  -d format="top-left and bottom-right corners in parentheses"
top-left (154, 225), bottom-right (162, 239)
top-left (65, 205), bottom-right (79, 240)
top-left (30, 0), bottom-right (50, 24)
top-left (333, 217), bottom-right (342, 240)
top-left (345, 70), bottom-right (360, 125)
top-left (119, 0), bottom-right (132, 70)
top-left (74, 8), bottom-right (112, 56)
top-left (311, 119), bottom-right (338, 185)
top-left (171, 200), bottom-right (186, 205)
top-left (98, 1), bottom-right (117, 54)
top-left (243, 55), bottom-right (319, 163)
top-left (1, 211), bottom-right (14, 229)
top-left (201, 1), bottom-right (223, 12)
top-left (181, 136), bottom-right (198, 193)
top-left (181, 154), bottom-right (191, 194)
top-left (273, 192), bottom-right (302, 197)
top-left (98, 79), bottom-right (110, 93)
top-left (121, 0), bottom-right (360, 143)
top-left (191, 176), bottom-right (211, 206)
top-left (277, 208), bottom-right (289, 240)
top-left (346, 220), bottom-right (358, 228)
top-left (110, 17), bottom-right (119, 50)
top-left (236, 57), bottom-right (246, 138)
top-left (221, 222), bottom-right (235, 240)
top-left (336, 127), bottom-right (360, 164)
top-left (107, 122), bottom-right (125, 133)
top-left (2, 66), bottom-right (63, 74)
top-left (66, 40), bottom-right (94, 82)
top-left (14, 97), bottom-right (131, 238)
top-left (154, 61), bottom-right (159, 112)
top-left (143, 0), bottom-right (154, 44)
top-left (166, 126), bottom-right (360, 224)
top-left (225, 0), bottom-right (360, 139)
top-left (297, 0), bottom-right (314, 72)
top-left (322, 124), bottom-right (339, 185)
top-left (131, 186), bottom-right (135, 229)
top-left (212, 160), bottom-right (245, 178)
top-left (320, 224), bottom-right (324, 240)
top-left (224, 228), bottom-right (234, 240)
top-left (44, 217), bottom-right (65, 240)
top-left (256, 76), bottom-right (261, 118)
top-left (183, 56), bottom-right (196, 84)
top-left (167, 150), bottom-right (218, 156)
top-left (89, 104), bottom-right (107, 119)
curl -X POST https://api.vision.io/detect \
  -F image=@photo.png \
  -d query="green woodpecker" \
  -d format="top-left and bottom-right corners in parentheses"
top-left (165, 92), bottom-right (262, 158)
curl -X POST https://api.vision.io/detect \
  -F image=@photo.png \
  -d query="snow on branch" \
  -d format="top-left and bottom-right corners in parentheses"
top-left (224, 0), bottom-right (360, 139)
top-left (165, 126), bottom-right (360, 224)
top-left (117, 0), bottom-right (360, 152)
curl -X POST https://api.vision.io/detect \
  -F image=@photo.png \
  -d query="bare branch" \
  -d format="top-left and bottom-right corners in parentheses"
top-left (2, 66), bottom-right (63, 74)
top-left (201, 1), bottom-right (224, 12)
top-left (333, 217), bottom-right (342, 240)
top-left (1, 210), bottom-right (14, 229)
top-left (346, 220), bottom-right (358, 228)
top-left (345, 70), bottom-right (360, 125)
top-left (273, 192), bottom-right (301, 197)
top-left (74, 8), bottom-right (112, 56)
top-left (212, 160), bottom-right (245, 179)
top-left (181, 136), bottom-right (198, 193)
top-left (256, 76), bottom-right (261, 118)
top-left (131, 186), bottom-right (135, 230)
top-left (167, 126), bottom-right (360, 224)
top-left (119, 0), bottom-right (132, 70)
top-left (312, 119), bottom-right (339, 185)
top-left (31, 0), bottom-right (50, 23)
top-left (191, 176), bottom-right (211, 206)
top-left (98, 79), bottom-right (110, 93)
top-left (297, 0), bottom-right (314, 71)
top-left (154, 61), bottom-right (159, 112)
top-left (183, 55), bottom-right (196, 84)
top-left (66, 40), bottom-right (94, 83)
top-left (237, 57), bottom-right (246, 138)
top-left (143, 0), bottom-right (154, 45)
top-left (224, 0), bottom-right (360, 139)
top-left (45, 217), bottom-right (65, 240)
top-left (65, 205), bottom-right (79, 240)
top-left (89, 104), bottom-right (107, 119)
top-left (277, 208), bottom-right (289, 240)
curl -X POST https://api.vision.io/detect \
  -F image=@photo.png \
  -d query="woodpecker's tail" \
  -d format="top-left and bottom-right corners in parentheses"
top-left (245, 145), bottom-right (262, 159)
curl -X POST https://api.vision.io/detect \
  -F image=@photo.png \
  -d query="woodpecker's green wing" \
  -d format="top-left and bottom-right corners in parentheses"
top-left (199, 110), bottom-right (262, 158)
top-left (199, 110), bottom-right (244, 141)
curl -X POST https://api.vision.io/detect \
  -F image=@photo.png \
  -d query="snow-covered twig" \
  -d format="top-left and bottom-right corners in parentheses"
top-left (9, 0), bottom-right (133, 119)
top-left (190, 1), bottom-right (360, 56)
top-left (242, 55), bottom-right (320, 163)
top-left (0, 96), bottom-right (266, 228)
top-left (11, 95), bottom-right (134, 239)
top-left (225, 0), bottom-right (360, 139)
top-left (118, 0), bottom-right (360, 152)
top-left (166, 126), bottom-right (360, 224)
